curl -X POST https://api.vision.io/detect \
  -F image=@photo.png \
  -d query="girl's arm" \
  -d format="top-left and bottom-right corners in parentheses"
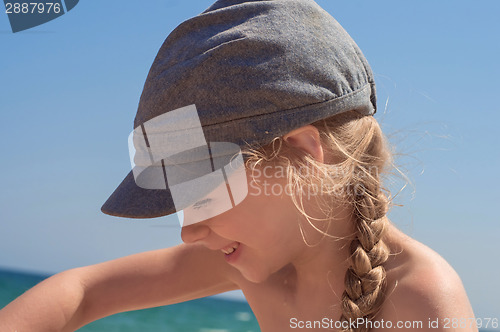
top-left (0, 243), bottom-right (238, 331)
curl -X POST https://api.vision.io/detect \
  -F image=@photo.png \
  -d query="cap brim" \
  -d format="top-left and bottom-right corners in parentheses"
top-left (101, 171), bottom-right (176, 219)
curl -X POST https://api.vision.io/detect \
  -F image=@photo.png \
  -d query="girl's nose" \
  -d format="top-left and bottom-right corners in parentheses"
top-left (181, 223), bottom-right (210, 244)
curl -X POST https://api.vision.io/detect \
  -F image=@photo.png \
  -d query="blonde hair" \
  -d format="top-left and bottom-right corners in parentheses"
top-left (244, 110), bottom-right (392, 332)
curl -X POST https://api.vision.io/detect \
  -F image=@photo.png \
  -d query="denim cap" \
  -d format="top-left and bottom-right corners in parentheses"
top-left (101, 0), bottom-right (377, 220)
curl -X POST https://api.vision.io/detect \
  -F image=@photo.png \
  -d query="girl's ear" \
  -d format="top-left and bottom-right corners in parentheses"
top-left (283, 125), bottom-right (324, 163)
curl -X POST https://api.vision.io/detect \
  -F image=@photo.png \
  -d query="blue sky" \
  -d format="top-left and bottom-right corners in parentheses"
top-left (1, 0), bottom-right (499, 320)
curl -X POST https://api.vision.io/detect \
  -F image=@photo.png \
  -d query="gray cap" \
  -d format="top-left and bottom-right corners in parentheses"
top-left (101, 0), bottom-right (377, 219)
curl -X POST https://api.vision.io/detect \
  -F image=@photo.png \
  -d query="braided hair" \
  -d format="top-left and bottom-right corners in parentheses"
top-left (317, 111), bottom-right (391, 331)
top-left (245, 110), bottom-right (393, 331)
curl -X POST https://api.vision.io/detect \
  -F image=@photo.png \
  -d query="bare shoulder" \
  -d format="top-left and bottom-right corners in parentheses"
top-left (377, 226), bottom-right (477, 331)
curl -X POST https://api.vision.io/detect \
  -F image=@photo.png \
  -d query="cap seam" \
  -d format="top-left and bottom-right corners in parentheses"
top-left (203, 83), bottom-right (372, 129)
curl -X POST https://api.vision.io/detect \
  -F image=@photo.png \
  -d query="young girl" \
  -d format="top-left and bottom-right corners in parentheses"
top-left (0, 0), bottom-right (476, 331)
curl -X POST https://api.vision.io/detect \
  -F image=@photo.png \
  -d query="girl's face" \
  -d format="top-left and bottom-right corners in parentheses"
top-left (181, 165), bottom-right (314, 283)
top-left (181, 126), bottom-right (353, 284)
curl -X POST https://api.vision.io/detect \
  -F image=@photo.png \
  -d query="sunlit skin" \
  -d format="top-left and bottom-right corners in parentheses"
top-left (182, 165), bottom-right (353, 284)
top-left (182, 125), bottom-right (352, 284)
top-left (181, 126), bottom-right (357, 327)
top-left (180, 126), bottom-right (477, 331)
top-left (0, 126), bottom-right (477, 332)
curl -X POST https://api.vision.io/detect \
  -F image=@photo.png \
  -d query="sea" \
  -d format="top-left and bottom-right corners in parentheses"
top-left (0, 269), bottom-right (497, 332)
top-left (0, 269), bottom-right (260, 332)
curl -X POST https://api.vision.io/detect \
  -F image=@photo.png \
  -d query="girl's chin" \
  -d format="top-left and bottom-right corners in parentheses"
top-left (226, 247), bottom-right (274, 283)
top-left (239, 265), bottom-right (272, 284)
top-left (243, 272), bottom-right (269, 284)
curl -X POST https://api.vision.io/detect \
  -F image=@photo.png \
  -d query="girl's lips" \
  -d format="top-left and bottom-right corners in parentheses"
top-left (222, 242), bottom-right (241, 263)
top-left (220, 242), bottom-right (239, 255)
